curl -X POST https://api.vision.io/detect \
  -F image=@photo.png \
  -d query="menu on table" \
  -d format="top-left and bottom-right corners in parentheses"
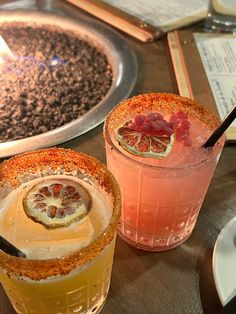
top-left (194, 33), bottom-right (236, 128)
top-left (168, 30), bottom-right (236, 141)
top-left (67, 0), bottom-right (208, 41)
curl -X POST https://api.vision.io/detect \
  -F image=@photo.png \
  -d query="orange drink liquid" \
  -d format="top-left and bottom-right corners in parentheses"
top-left (0, 148), bottom-right (121, 314)
top-left (104, 93), bottom-right (225, 251)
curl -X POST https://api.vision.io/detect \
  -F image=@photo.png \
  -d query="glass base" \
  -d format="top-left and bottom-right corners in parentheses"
top-left (89, 294), bottom-right (107, 314)
top-left (118, 231), bottom-right (192, 252)
top-left (13, 294), bottom-right (108, 314)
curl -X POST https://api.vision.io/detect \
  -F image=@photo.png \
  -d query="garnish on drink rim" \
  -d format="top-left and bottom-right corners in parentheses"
top-left (23, 178), bottom-right (91, 228)
top-left (115, 111), bottom-right (191, 158)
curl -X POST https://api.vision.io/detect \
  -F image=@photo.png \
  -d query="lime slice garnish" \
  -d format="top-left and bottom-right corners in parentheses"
top-left (23, 179), bottom-right (91, 228)
top-left (115, 113), bottom-right (175, 158)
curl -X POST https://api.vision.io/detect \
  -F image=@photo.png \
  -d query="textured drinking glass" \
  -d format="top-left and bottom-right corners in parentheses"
top-left (103, 93), bottom-right (225, 251)
top-left (205, 0), bottom-right (236, 33)
top-left (0, 148), bottom-right (121, 314)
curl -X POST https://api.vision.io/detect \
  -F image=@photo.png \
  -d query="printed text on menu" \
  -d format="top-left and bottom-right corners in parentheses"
top-left (194, 33), bottom-right (236, 127)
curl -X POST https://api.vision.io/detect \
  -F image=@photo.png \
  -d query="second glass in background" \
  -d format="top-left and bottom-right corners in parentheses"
top-left (205, 0), bottom-right (236, 34)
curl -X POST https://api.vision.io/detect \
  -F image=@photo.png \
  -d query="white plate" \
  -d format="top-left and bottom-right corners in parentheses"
top-left (213, 216), bottom-right (236, 305)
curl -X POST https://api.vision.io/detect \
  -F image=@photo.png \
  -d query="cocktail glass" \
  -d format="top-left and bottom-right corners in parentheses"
top-left (103, 93), bottom-right (225, 251)
top-left (205, 0), bottom-right (236, 34)
top-left (0, 148), bottom-right (121, 314)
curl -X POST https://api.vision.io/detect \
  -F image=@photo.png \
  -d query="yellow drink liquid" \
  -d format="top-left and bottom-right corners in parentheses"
top-left (0, 148), bottom-right (121, 314)
top-left (0, 239), bottom-right (115, 314)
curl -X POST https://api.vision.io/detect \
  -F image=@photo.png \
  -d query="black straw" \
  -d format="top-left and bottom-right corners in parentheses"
top-left (0, 235), bottom-right (26, 258)
top-left (202, 105), bottom-right (236, 148)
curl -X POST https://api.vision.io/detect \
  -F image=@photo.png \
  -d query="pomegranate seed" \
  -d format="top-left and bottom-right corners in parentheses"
top-left (134, 115), bottom-right (145, 125)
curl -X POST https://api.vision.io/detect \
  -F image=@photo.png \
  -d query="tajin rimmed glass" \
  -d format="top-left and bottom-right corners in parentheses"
top-left (0, 147), bottom-right (121, 314)
top-left (103, 93), bottom-right (225, 251)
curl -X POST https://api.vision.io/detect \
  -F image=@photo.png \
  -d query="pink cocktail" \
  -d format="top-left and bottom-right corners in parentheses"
top-left (103, 93), bottom-right (225, 251)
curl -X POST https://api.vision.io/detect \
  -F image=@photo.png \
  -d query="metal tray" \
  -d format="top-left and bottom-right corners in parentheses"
top-left (0, 0), bottom-right (137, 158)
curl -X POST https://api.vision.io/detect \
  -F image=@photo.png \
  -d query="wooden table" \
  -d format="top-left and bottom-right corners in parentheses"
top-left (1, 6), bottom-right (236, 314)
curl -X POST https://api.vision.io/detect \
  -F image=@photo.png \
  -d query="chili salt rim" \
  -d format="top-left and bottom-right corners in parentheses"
top-left (103, 93), bottom-right (224, 169)
top-left (0, 148), bottom-right (121, 281)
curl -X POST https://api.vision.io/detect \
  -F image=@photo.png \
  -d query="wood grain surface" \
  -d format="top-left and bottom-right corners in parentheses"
top-left (0, 3), bottom-right (235, 314)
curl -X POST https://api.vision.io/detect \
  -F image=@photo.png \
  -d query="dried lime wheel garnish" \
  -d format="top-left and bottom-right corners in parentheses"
top-left (116, 113), bottom-right (175, 158)
top-left (23, 178), bottom-right (91, 228)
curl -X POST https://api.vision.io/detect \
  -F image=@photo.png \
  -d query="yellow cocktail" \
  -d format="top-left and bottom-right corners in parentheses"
top-left (0, 148), bottom-right (121, 314)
